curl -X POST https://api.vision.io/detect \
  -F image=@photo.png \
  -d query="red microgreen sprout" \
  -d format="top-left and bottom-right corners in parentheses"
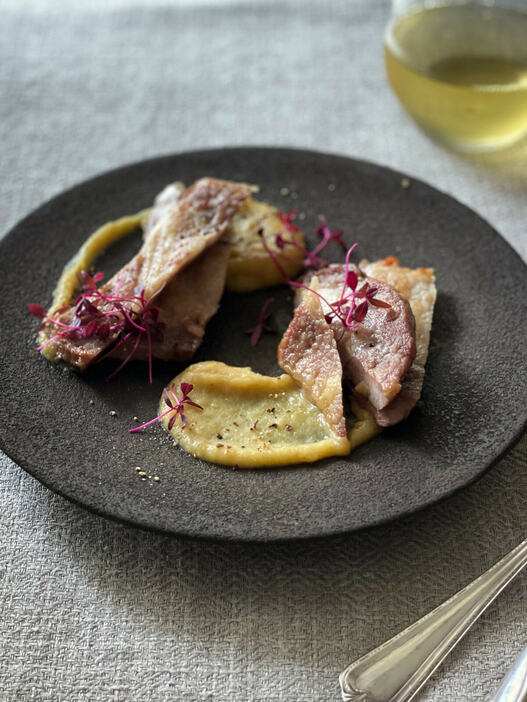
top-left (285, 214), bottom-right (346, 269)
top-left (290, 243), bottom-right (390, 330)
top-left (246, 297), bottom-right (274, 347)
top-left (259, 214), bottom-right (349, 279)
top-left (258, 224), bottom-right (326, 281)
top-left (28, 303), bottom-right (47, 319)
top-left (315, 215), bottom-right (347, 253)
top-left (277, 209), bottom-right (301, 232)
top-left (255, 214), bottom-right (390, 332)
top-left (130, 382), bottom-right (203, 433)
top-left (29, 271), bottom-right (164, 383)
top-left (257, 229), bottom-right (291, 283)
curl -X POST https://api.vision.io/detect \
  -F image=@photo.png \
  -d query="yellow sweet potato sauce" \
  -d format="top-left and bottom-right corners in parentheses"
top-left (39, 210), bottom-right (149, 356)
top-left (160, 362), bottom-right (379, 468)
top-left (37, 199), bottom-right (380, 468)
top-left (348, 400), bottom-right (382, 450)
top-left (40, 195), bottom-right (304, 348)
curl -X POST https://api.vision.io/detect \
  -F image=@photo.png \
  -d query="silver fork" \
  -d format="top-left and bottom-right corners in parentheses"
top-left (490, 646), bottom-right (527, 702)
top-left (339, 539), bottom-right (527, 702)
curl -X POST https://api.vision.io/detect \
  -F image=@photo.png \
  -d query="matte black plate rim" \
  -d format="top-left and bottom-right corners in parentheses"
top-left (1, 146), bottom-right (525, 542)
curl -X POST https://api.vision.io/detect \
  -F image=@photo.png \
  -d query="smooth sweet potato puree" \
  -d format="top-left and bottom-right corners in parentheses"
top-left (38, 200), bottom-right (381, 469)
top-left (40, 196), bottom-right (305, 354)
top-left (160, 362), bottom-right (379, 468)
top-left (348, 400), bottom-right (382, 450)
top-left (39, 210), bottom-right (149, 356)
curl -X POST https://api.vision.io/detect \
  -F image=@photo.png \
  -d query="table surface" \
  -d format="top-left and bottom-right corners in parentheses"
top-left (1, 1), bottom-right (526, 701)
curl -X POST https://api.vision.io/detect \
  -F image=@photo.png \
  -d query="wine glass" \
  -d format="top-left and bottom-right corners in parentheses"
top-left (384, 0), bottom-right (527, 152)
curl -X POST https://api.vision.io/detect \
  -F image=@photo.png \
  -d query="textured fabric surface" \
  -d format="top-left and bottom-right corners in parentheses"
top-left (0, 1), bottom-right (526, 701)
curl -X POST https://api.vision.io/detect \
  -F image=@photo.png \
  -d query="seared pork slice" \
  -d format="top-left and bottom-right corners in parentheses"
top-left (104, 178), bottom-right (253, 302)
top-left (43, 178), bottom-right (254, 371)
top-left (144, 182), bottom-right (186, 238)
top-left (354, 258), bottom-right (436, 426)
top-left (111, 242), bottom-right (230, 362)
top-left (299, 264), bottom-right (416, 410)
top-left (278, 282), bottom-right (347, 438)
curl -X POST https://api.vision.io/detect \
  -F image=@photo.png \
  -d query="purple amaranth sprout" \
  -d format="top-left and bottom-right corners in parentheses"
top-left (28, 270), bottom-right (164, 383)
top-left (315, 215), bottom-right (347, 253)
top-left (259, 213), bottom-right (349, 279)
top-left (130, 382), bottom-right (203, 433)
top-left (277, 209), bottom-right (301, 232)
top-left (290, 244), bottom-right (390, 330)
top-left (246, 297), bottom-right (274, 347)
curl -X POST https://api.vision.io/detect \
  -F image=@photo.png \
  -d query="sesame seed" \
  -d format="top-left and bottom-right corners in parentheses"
top-left (109, 410), bottom-right (117, 417)
top-left (138, 471), bottom-right (146, 477)
top-left (153, 476), bottom-right (160, 482)
top-left (89, 399), bottom-right (94, 405)
top-left (280, 187), bottom-right (289, 196)
top-left (401, 177), bottom-right (410, 189)
top-left (135, 467), bottom-right (141, 472)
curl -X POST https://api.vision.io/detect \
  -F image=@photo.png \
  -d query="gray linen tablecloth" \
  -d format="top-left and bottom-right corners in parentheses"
top-left (1, 1), bottom-right (525, 700)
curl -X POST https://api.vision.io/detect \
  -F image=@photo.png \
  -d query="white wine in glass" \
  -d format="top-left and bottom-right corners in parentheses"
top-left (384, 1), bottom-right (527, 152)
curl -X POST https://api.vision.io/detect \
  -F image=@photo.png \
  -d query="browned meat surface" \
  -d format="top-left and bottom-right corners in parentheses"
top-left (44, 178), bottom-right (253, 370)
top-left (111, 242), bottom-right (230, 362)
top-left (299, 264), bottom-right (416, 410)
top-left (278, 282), bottom-right (347, 438)
top-left (103, 177), bottom-right (254, 302)
top-left (354, 365), bottom-right (425, 426)
top-left (144, 181), bottom-right (186, 238)
top-left (353, 258), bottom-right (436, 426)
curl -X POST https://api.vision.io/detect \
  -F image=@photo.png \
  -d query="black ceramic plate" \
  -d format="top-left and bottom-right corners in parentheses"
top-left (1, 148), bottom-right (525, 541)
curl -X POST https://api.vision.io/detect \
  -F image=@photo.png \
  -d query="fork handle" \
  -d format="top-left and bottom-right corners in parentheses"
top-left (339, 539), bottom-right (527, 702)
top-left (491, 646), bottom-right (527, 702)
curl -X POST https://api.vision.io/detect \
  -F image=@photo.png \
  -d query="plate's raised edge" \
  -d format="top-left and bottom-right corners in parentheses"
top-left (2, 145), bottom-right (526, 267)
top-left (0, 146), bottom-right (525, 542)
top-left (1, 422), bottom-right (525, 544)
